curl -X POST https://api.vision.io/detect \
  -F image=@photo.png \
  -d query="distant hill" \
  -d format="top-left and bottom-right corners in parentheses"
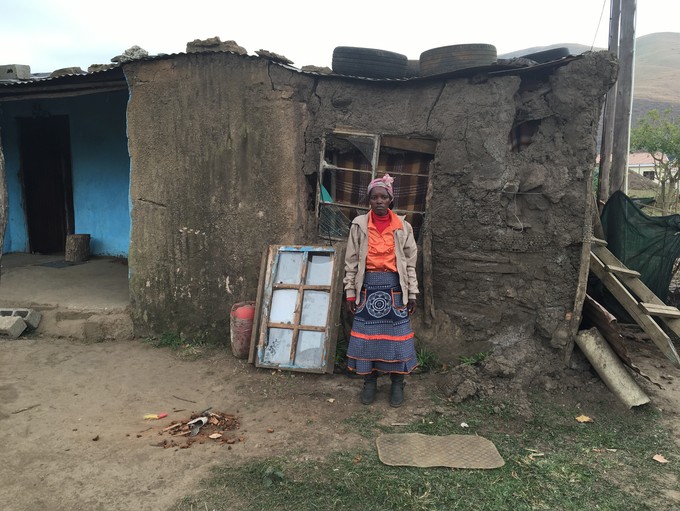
top-left (499, 43), bottom-right (601, 59)
top-left (632, 32), bottom-right (680, 125)
top-left (501, 33), bottom-right (680, 127)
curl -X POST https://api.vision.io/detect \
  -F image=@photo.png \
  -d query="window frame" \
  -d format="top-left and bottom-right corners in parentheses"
top-left (317, 130), bottom-right (435, 240)
top-left (250, 244), bottom-right (345, 374)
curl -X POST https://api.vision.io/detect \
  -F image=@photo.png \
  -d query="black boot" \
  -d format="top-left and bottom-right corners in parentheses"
top-left (361, 374), bottom-right (378, 405)
top-left (390, 374), bottom-right (405, 408)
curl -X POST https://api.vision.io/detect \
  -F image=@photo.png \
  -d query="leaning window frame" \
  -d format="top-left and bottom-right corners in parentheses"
top-left (249, 244), bottom-right (345, 374)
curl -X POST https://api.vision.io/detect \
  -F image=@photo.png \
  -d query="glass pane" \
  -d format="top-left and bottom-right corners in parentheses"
top-left (306, 254), bottom-right (333, 286)
top-left (269, 289), bottom-right (298, 324)
top-left (274, 252), bottom-right (304, 284)
top-left (322, 166), bottom-right (371, 206)
top-left (294, 330), bottom-right (325, 368)
top-left (319, 203), bottom-right (353, 239)
top-left (324, 134), bottom-right (375, 169)
top-left (300, 291), bottom-right (329, 327)
top-left (263, 328), bottom-right (293, 365)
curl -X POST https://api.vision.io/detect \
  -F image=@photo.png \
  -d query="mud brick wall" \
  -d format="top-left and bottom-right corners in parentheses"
top-left (125, 51), bottom-right (617, 358)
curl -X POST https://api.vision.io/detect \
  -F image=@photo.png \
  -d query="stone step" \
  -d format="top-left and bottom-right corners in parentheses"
top-left (29, 306), bottom-right (133, 342)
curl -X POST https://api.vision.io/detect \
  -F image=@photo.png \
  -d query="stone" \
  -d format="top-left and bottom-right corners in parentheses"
top-left (50, 67), bottom-right (85, 78)
top-left (301, 65), bottom-right (332, 75)
top-left (186, 37), bottom-right (246, 55)
top-left (88, 63), bottom-right (118, 73)
top-left (10, 309), bottom-right (42, 330)
top-left (255, 49), bottom-right (293, 65)
top-left (0, 64), bottom-right (31, 80)
top-left (0, 316), bottom-right (27, 338)
top-left (111, 46), bottom-right (149, 64)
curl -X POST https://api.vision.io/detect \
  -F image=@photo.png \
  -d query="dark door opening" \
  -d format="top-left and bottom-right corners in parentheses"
top-left (17, 116), bottom-right (75, 254)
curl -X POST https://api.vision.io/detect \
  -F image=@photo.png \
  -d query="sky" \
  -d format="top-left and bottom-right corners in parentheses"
top-left (1, 0), bottom-right (679, 74)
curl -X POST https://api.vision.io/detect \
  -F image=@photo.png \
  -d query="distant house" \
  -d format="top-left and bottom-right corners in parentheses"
top-left (628, 152), bottom-right (662, 181)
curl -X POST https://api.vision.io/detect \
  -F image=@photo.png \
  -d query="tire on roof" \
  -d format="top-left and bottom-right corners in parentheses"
top-left (332, 46), bottom-right (408, 79)
top-left (520, 47), bottom-right (571, 64)
top-left (419, 44), bottom-right (497, 76)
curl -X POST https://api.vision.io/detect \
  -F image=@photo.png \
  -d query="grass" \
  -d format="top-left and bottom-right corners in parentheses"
top-left (143, 331), bottom-right (213, 359)
top-left (415, 341), bottom-right (440, 373)
top-left (459, 350), bottom-right (492, 366)
top-left (171, 392), bottom-right (680, 511)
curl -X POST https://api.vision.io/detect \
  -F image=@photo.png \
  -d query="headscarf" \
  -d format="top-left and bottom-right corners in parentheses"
top-left (367, 173), bottom-right (394, 199)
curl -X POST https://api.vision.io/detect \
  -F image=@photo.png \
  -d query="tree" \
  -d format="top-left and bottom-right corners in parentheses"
top-left (630, 108), bottom-right (680, 214)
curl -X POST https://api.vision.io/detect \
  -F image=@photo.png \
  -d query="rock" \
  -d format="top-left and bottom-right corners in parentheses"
top-left (0, 64), bottom-right (31, 80)
top-left (186, 37), bottom-right (246, 55)
top-left (255, 49), bottom-right (293, 65)
top-left (50, 67), bottom-right (85, 78)
top-left (87, 63), bottom-right (118, 73)
top-left (111, 46), bottom-right (149, 63)
top-left (301, 65), bottom-right (332, 74)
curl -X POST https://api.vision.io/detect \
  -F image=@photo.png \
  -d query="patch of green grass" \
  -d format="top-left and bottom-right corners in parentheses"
top-left (173, 392), bottom-right (680, 511)
top-left (415, 342), bottom-right (440, 373)
top-left (459, 350), bottom-right (492, 366)
top-left (341, 410), bottom-right (386, 438)
top-left (143, 331), bottom-right (212, 359)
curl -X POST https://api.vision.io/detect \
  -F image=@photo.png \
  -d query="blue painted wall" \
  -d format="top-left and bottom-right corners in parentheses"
top-left (0, 90), bottom-right (130, 256)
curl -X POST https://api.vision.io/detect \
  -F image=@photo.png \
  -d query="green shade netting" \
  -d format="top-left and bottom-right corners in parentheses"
top-left (599, 191), bottom-right (680, 310)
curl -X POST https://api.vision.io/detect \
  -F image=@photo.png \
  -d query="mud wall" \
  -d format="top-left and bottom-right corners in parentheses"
top-left (125, 53), bottom-right (311, 338)
top-left (126, 50), bottom-right (617, 358)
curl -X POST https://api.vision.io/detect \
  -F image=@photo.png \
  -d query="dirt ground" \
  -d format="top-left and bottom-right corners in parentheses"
top-left (1, 333), bottom-right (679, 511)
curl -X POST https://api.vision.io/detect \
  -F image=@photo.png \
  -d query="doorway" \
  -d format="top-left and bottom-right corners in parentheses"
top-left (17, 116), bottom-right (75, 254)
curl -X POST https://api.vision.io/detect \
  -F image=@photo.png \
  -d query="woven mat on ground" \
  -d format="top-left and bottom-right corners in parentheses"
top-left (376, 433), bottom-right (505, 469)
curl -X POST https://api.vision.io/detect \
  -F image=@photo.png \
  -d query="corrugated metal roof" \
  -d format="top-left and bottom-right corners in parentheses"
top-left (0, 49), bottom-right (581, 98)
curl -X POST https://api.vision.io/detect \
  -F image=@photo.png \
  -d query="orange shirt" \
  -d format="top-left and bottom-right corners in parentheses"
top-left (366, 210), bottom-right (402, 272)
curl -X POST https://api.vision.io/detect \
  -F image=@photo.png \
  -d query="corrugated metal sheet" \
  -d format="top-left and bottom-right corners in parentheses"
top-left (0, 49), bottom-right (581, 96)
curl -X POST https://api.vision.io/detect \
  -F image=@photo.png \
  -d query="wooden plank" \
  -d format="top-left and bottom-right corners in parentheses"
top-left (591, 237), bottom-right (608, 246)
top-left (422, 160), bottom-right (435, 328)
top-left (380, 135), bottom-right (437, 155)
top-left (590, 253), bottom-right (680, 367)
top-left (248, 248), bottom-right (270, 365)
top-left (566, 171), bottom-right (596, 365)
top-left (269, 322), bottom-right (326, 332)
top-left (253, 246), bottom-right (277, 367)
top-left (639, 303), bottom-right (680, 318)
top-left (324, 244), bottom-right (346, 374)
top-left (604, 264), bottom-right (641, 277)
top-left (592, 244), bottom-right (680, 338)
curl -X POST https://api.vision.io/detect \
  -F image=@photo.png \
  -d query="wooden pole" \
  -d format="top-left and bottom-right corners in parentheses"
top-left (597, 0), bottom-right (621, 207)
top-left (610, 0), bottom-right (637, 196)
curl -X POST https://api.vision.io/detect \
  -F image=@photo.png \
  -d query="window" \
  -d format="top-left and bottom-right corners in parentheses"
top-left (317, 131), bottom-right (436, 241)
top-left (643, 170), bottom-right (655, 181)
top-left (251, 245), bottom-right (344, 373)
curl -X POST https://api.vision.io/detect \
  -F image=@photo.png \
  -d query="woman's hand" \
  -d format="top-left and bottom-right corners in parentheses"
top-left (346, 300), bottom-right (357, 315)
top-left (407, 299), bottom-right (417, 315)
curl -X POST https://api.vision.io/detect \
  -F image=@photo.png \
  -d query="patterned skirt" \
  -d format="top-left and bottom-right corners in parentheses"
top-left (347, 271), bottom-right (418, 375)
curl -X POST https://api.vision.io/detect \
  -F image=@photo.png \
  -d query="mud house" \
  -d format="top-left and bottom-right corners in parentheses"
top-left (0, 49), bottom-right (617, 361)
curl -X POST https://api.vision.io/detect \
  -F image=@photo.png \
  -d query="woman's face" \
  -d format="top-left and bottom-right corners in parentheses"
top-left (369, 188), bottom-right (391, 216)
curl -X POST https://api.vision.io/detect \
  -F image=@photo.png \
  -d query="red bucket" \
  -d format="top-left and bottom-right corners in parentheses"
top-left (230, 301), bottom-right (255, 359)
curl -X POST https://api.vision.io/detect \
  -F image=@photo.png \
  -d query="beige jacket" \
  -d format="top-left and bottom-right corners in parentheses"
top-left (343, 213), bottom-right (419, 303)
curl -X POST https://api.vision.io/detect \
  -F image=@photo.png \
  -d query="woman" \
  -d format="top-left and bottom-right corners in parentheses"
top-left (343, 173), bottom-right (419, 407)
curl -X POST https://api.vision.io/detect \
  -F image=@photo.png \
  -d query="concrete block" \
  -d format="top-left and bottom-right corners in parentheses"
top-left (0, 309), bottom-right (42, 330)
top-left (0, 64), bottom-right (31, 80)
top-left (12, 309), bottom-right (42, 330)
top-left (0, 316), bottom-right (27, 338)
